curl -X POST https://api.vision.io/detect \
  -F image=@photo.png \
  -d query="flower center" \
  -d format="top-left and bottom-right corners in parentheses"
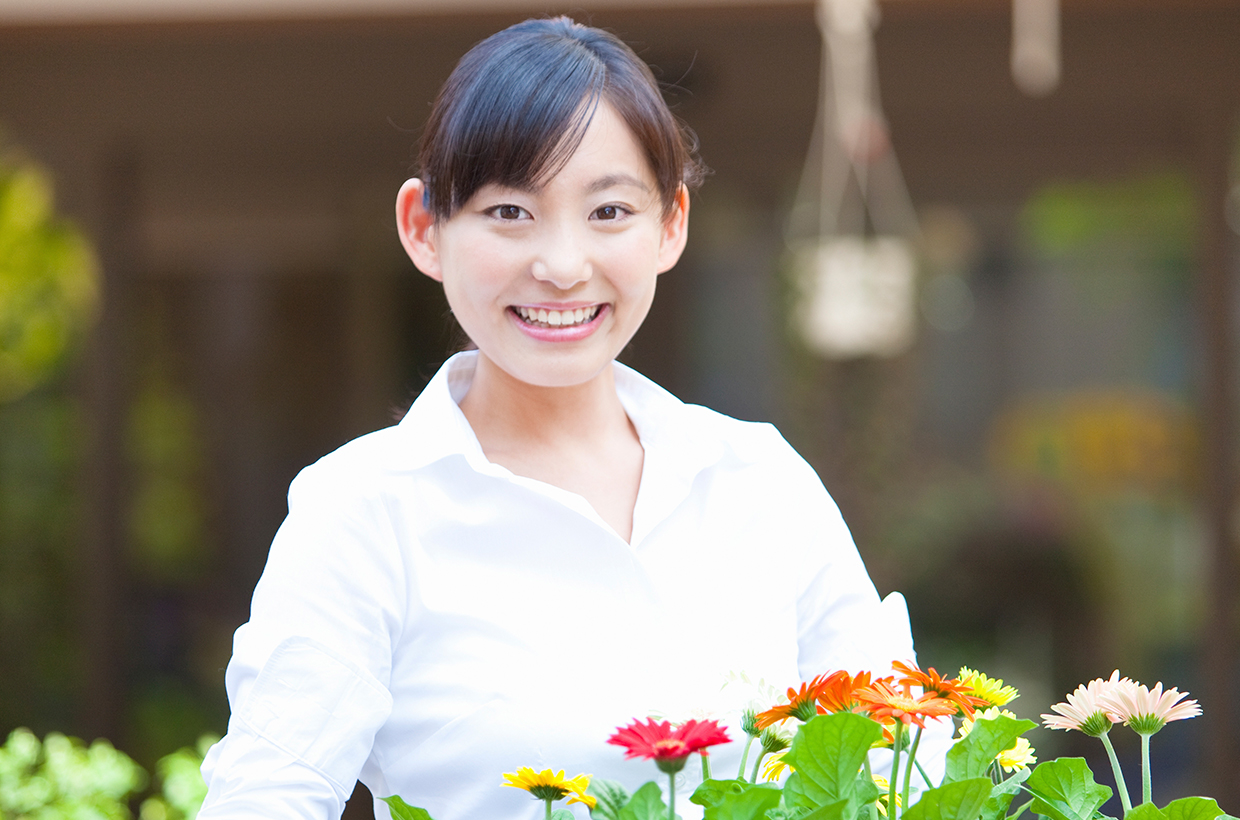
top-left (652, 738), bottom-right (689, 759)
top-left (887, 695), bottom-right (920, 714)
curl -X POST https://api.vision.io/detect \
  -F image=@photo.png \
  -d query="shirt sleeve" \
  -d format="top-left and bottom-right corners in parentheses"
top-left (199, 461), bottom-right (406, 819)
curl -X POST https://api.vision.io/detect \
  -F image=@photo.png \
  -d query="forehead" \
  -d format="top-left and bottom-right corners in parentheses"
top-left (535, 102), bottom-right (657, 190)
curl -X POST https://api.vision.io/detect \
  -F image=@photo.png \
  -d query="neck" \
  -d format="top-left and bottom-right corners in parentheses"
top-left (458, 353), bottom-right (632, 449)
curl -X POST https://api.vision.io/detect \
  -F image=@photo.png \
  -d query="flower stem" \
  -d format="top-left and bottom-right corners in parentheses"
top-left (1098, 732), bottom-right (1132, 815)
top-left (700, 750), bottom-right (712, 782)
top-left (901, 726), bottom-right (923, 810)
top-left (889, 723), bottom-right (904, 820)
top-left (1141, 733), bottom-right (1152, 806)
top-left (545, 798), bottom-right (552, 820)
top-left (915, 759), bottom-right (934, 790)
top-left (737, 735), bottom-right (755, 782)
top-left (863, 756), bottom-right (879, 820)
top-left (749, 750), bottom-right (768, 784)
top-left (668, 771), bottom-right (676, 820)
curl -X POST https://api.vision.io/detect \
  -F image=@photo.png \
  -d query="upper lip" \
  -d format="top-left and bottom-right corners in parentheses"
top-left (511, 301), bottom-right (604, 310)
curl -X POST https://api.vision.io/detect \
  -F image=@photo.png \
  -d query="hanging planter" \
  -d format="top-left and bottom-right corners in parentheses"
top-left (787, 0), bottom-right (919, 360)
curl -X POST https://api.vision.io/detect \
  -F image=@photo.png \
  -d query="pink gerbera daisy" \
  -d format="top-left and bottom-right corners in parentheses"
top-left (1098, 679), bottom-right (1201, 736)
top-left (1041, 670), bottom-right (1127, 737)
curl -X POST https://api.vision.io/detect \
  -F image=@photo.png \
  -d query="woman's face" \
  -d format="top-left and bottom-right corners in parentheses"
top-left (398, 102), bottom-right (689, 389)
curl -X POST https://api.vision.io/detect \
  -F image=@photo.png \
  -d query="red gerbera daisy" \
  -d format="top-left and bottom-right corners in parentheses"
top-left (607, 718), bottom-right (731, 774)
top-left (893, 660), bottom-right (989, 718)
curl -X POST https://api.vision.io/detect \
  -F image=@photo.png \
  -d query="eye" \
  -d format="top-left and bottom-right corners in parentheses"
top-left (593, 204), bottom-right (630, 221)
top-left (488, 204), bottom-right (529, 220)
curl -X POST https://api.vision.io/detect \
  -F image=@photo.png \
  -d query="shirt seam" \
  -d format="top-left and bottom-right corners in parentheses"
top-left (230, 710), bottom-right (355, 798)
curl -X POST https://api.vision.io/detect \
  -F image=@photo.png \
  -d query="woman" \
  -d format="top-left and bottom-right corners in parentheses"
top-left (199, 17), bottom-right (946, 820)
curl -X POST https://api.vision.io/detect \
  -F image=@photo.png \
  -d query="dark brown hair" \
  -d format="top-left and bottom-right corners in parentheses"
top-left (417, 16), bottom-right (706, 222)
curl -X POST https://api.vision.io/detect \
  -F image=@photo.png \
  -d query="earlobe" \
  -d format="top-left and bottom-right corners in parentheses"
top-left (656, 184), bottom-right (691, 275)
top-left (395, 178), bottom-right (443, 282)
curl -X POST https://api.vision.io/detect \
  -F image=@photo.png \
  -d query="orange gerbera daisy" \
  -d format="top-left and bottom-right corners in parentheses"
top-left (817, 670), bottom-right (881, 714)
top-left (755, 673), bottom-right (840, 730)
top-left (893, 661), bottom-right (989, 718)
top-left (855, 679), bottom-right (957, 729)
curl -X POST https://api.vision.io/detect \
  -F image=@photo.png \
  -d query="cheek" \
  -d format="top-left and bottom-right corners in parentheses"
top-left (440, 245), bottom-right (517, 312)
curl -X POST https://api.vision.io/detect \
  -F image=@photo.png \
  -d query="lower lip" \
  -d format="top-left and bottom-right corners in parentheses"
top-left (509, 305), bottom-right (608, 342)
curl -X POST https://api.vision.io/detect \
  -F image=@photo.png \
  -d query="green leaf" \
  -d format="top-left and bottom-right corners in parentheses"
top-left (619, 781), bottom-right (680, 820)
top-left (552, 811), bottom-right (576, 820)
top-left (979, 768), bottom-right (1030, 820)
top-left (765, 808), bottom-right (811, 820)
top-left (1162, 797), bottom-right (1226, 820)
top-left (590, 779), bottom-right (633, 820)
top-left (703, 784), bottom-right (783, 820)
top-left (1025, 758), bottom-right (1112, 820)
top-left (692, 779), bottom-right (750, 808)
top-left (944, 717), bottom-right (1037, 783)
top-left (782, 712), bottom-right (884, 809)
top-left (1126, 805), bottom-right (1170, 820)
top-left (796, 800), bottom-right (855, 820)
top-left (380, 795), bottom-right (436, 820)
top-left (902, 777), bottom-right (994, 820)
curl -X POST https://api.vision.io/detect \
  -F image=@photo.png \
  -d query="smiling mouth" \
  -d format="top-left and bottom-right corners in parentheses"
top-left (512, 305), bottom-right (602, 329)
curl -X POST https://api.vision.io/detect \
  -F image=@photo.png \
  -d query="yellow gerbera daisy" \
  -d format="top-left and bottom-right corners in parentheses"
top-left (872, 776), bottom-right (902, 817)
top-left (501, 767), bottom-right (598, 809)
top-left (997, 736), bottom-right (1037, 772)
top-left (957, 667), bottom-right (1019, 708)
top-left (761, 750), bottom-right (792, 781)
top-left (956, 708), bottom-right (1037, 772)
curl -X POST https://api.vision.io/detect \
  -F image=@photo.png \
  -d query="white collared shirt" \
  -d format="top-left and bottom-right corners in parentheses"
top-left (199, 352), bottom-right (944, 820)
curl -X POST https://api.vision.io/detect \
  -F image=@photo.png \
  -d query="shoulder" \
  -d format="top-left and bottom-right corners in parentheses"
top-left (286, 424), bottom-right (410, 511)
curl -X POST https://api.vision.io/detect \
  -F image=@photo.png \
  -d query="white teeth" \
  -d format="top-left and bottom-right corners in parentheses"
top-left (515, 305), bottom-right (600, 328)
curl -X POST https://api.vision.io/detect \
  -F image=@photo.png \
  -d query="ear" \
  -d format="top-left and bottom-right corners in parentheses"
top-left (395, 178), bottom-right (443, 282)
top-left (655, 183), bottom-right (691, 275)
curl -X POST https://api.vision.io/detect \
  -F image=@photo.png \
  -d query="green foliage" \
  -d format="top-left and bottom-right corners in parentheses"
top-left (1025, 758), bottom-right (1112, 820)
top-left (978, 767), bottom-right (1029, 820)
top-left (0, 729), bottom-right (222, 820)
top-left (138, 735), bottom-right (217, 820)
top-left (381, 794), bottom-right (437, 820)
top-left (782, 713), bottom-right (882, 811)
top-left (617, 781), bottom-right (680, 820)
top-left (900, 778), bottom-right (992, 820)
top-left (1161, 796), bottom-right (1233, 820)
top-left (0, 728), bottom-right (147, 819)
top-left (944, 717), bottom-right (1036, 783)
top-left (0, 145), bottom-right (98, 403)
top-left (688, 778), bottom-right (781, 820)
top-left (588, 778), bottom-right (632, 820)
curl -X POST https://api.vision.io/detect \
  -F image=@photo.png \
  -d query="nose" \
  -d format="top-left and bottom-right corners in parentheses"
top-left (530, 223), bottom-right (593, 290)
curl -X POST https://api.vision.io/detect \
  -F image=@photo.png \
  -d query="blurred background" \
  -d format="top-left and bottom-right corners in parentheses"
top-left (0, 0), bottom-right (1238, 815)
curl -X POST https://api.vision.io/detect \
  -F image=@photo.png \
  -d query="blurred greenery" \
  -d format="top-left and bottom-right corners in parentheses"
top-left (0, 143), bottom-right (98, 403)
top-left (0, 140), bottom-right (97, 741)
top-left (0, 387), bottom-right (85, 736)
top-left (0, 728), bottom-right (215, 820)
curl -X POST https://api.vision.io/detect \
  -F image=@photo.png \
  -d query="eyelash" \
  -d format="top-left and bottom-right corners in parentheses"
top-left (486, 204), bottom-right (529, 221)
top-left (483, 204), bottom-right (634, 221)
top-left (592, 204), bottom-right (633, 221)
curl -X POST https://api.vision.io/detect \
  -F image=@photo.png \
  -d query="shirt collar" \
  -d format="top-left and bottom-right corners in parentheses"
top-left (395, 351), bottom-right (728, 534)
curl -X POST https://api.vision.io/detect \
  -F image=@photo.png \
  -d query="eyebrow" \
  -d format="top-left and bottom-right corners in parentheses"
top-left (587, 173), bottom-right (652, 194)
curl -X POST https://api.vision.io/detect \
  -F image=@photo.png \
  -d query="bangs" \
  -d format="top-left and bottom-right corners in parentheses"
top-left (421, 35), bottom-right (606, 219)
